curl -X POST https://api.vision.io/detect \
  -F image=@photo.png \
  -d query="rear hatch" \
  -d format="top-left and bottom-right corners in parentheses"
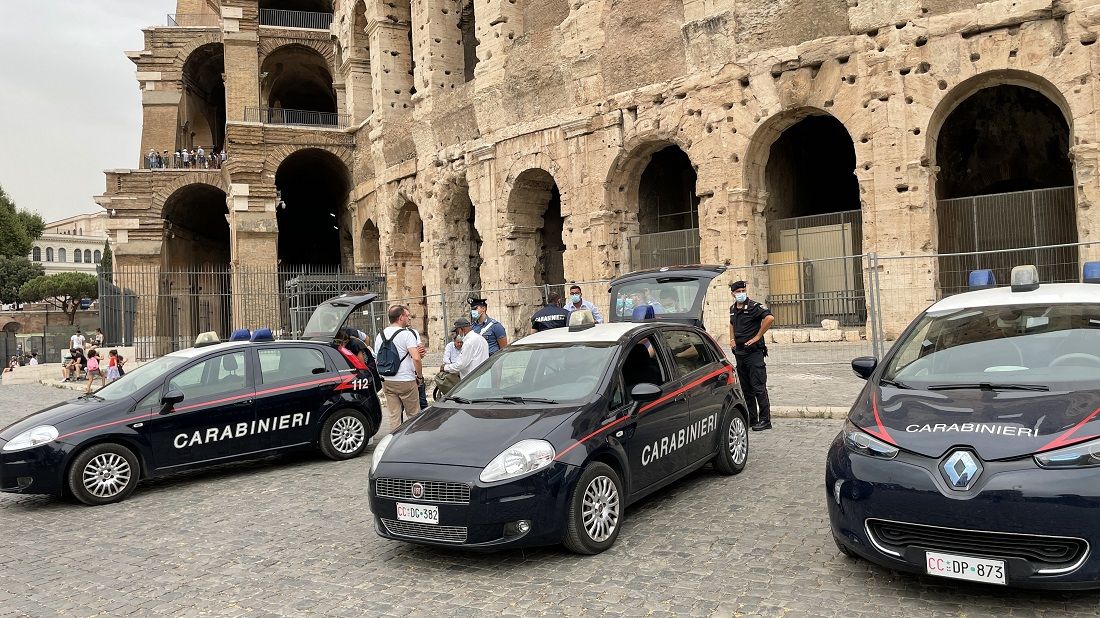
top-left (300, 294), bottom-right (378, 342)
top-left (608, 265), bottom-right (727, 327)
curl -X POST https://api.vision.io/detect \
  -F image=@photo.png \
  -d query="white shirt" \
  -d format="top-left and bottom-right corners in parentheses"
top-left (565, 299), bottom-right (604, 324)
top-left (444, 330), bottom-right (489, 378)
top-left (28, 358), bottom-right (38, 366)
top-left (373, 326), bottom-right (421, 382)
top-left (70, 334), bottom-right (85, 349)
top-left (443, 341), bottom-right (462, 365)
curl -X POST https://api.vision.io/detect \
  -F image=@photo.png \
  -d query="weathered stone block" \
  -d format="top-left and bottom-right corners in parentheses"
top-left (820, 319), bottom-right (841, 330)
top-left (790, 329), bottom-right (810, 344)
top-left (843, 330), bottom-right (863, 342)
top-left (771, 329), bottom-right (795, 345)
top-left (810, 329), bottom-right (844, 342)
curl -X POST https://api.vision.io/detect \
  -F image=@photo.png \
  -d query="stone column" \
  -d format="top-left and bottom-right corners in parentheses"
top-left (411, 0), bottom-right (466, 95)
top-left (221, 1), bottom-right (260, 123)
top-left (368, 9), bottom-right (414, 116)
top-left (137, 87), bottom-right (182, 167)
top-left (228, 186), bottom-right (281, 334)
top-left (342, 58), bottom-right (374, 123)
top-left (470, 0), bottom-right (522, 85)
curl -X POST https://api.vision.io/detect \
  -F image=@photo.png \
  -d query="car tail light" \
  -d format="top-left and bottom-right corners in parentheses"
top-left (338, 346), bottom-right (368, 370)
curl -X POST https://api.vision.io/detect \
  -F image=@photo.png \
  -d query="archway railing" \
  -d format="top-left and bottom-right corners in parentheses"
top-left (259, 9), bottom-right (334, 29)
top-left (245, 107), bottom-right (350, 128)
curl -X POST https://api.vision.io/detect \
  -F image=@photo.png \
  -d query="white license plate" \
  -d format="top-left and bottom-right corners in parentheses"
top-left (396, 502), bottom-right (438, 525)
top-left (925, 551), bottom-right (1006, 585)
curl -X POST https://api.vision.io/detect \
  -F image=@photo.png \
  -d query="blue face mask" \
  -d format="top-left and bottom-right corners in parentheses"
top-left (734, 292), bottom-right (748, 303)
top-left (471, 309), bottom-right (480, 320)
top-left (570, 294), bottom-right (581, 304)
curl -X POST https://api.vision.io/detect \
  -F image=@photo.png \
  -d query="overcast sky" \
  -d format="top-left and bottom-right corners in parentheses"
top-left (0, 0), bottom-right (176, 223)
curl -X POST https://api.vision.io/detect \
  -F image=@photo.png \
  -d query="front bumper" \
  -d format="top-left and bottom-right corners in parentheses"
top-left (368, 461), bottom-right (581, 549)
top-left (826, 432), bottom-right (1100, 589)
top-left (0, 440), bottom-right (69, 496)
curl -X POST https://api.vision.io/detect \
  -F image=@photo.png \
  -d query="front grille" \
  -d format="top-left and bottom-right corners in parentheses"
top-left (374, 478), bottom-right (471, 504)
top-left (867, 519), bottom-right (1088, 567)
top-left (382, 519), bottom-right (468, 543)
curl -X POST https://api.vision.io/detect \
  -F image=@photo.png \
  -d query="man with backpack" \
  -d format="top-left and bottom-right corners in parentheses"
top-left (373, 304), bottom-right (423, 431)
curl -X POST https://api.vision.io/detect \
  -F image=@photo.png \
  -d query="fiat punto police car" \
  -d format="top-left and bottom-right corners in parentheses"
top-left (0, 294), bottom-right (383, 506)
top-left (369, 267), bottom-right (750, 554)
top-left (828, 264), bottom-right (1100, 588)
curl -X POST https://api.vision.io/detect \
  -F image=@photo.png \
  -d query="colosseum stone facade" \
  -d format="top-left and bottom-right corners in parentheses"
top-left (96, 0), bottom-right (1100, 345)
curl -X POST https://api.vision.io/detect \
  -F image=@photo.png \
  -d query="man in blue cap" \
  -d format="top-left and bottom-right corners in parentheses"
top-left (729, 280), bottom-right (774, 431)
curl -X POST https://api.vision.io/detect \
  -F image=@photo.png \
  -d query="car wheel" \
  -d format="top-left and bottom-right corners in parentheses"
top-left (834, 534), bottom-right (858, 559)
top-left (713, 407), bottom-right (748, 475)
top-left (67, 443), bottom-right (140, 506)
top-left (563, 462), bottom-right (624, 555)
top-left (320, 408), bottom-right (371, 460)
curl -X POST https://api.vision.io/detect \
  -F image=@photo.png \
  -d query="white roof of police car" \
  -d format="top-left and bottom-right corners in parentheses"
top-left (514, 322), bottom-right (661, 345)
top-left (928, 283), bottom-right (1100, 314)
top-left (167, 340), bottom-right (316, 359)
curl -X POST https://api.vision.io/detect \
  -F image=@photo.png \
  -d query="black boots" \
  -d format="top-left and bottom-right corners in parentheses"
top-left (751, 421), bottom-right (772, 431)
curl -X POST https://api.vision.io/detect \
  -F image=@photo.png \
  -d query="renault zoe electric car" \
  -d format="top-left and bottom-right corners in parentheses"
top-left (828, 264), bottom-right (1100, 588)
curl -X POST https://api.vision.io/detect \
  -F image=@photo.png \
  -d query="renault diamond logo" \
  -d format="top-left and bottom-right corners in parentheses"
top-left (941, 450), bottom-right (982, 490)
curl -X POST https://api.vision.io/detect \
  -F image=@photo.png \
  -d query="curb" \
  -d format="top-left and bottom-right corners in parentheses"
top-left (771, 406), bottom-right (849, 419)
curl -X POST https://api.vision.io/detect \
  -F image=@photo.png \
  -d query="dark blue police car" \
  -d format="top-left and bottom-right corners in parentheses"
top-left (369, 267), bottom-right (750, 553)
top-left (0, 294), bottom-right (383, 505)
top-left (828, 264), bottom-right (1100, 588)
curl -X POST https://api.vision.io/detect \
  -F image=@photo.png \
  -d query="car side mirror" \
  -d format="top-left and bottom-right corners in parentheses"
top-left (851, 357), bottom-right (878, 380)
top-left (630, 383), bottom-right (662, 404)
top-left (160, 389), bottom-right (185, 414)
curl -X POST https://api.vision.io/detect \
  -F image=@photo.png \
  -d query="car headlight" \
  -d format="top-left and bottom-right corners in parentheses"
top-left (1034, 438), bottom-right (1100, 469)
top-left (842, 420), bottom-right (898, 459)
top-left (371, 434), bottom-right (393, 474)
top-left (480, 439), bottom-right (556, 483)
top-left (2, 425), bottom-right (59, 453)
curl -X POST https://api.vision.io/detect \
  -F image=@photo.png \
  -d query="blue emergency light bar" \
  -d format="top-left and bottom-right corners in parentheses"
top-left (250, 328), bottom-right (275, 342)
top-left (1085, 262), bottom-right (1100, 284)
top-left (968, 270), bottom-right (996, 290)
top-left (228, 328), bottom-right (251, 342)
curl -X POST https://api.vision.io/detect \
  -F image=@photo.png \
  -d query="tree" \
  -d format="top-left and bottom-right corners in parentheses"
top-left (0, 184), bottom-right (45, 258)
top-left (0, 256), bottom-right (44, 304)
top-left (100, 241), bottom-right (113, 283)
top-left (19, 272), bottom-right (99, 324)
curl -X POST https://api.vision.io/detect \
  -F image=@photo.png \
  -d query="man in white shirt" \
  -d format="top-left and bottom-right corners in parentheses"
top-left (69, 330), bottom-right (86, 350)
top-left (442, 334), bottom-right (463, 366)
top-left (28, 353), bottom-right (38, 366)
top-left (443, 318), bottom-right (489, 379)
top-left (564, 284), bottom-right (604, 323)
top-left (373, 305), bottom-right (423, 431)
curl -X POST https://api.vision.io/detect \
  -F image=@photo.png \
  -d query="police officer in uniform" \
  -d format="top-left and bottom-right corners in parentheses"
top-left (530, 292), bottom-right (570, 333)
top-left (470, 297), bottom-right (508, 356)
top-left (729, 280), bottom-right (775, 431)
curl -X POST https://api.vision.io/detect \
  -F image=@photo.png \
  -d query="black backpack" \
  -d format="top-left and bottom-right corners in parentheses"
top-left (376, 327), bottom-right (411, 377)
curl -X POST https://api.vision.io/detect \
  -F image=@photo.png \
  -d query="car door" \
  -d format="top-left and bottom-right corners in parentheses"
top-left (659, 328), bottom-right (728, 464)
top-left (139, 351), bottom-right (255, 470)
top-left (618, 332), bottom-right (688, 490)
top-left (252, 345), bottom-right (333, 450)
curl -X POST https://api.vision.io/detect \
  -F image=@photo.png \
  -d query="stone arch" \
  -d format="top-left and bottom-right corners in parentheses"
top-left (160, 182), bottom-right (231, 270)
top-left (274, 148), bottom-right (354, 267)
top-left (504, 166), bottom-right (565, 288)
top-left (359, 217), bottom-right (381, 268)
top-left (435, 171), bottom-right (483, 295)
top-left (262, 143), bottom-right (354, 182)
top-left (179, 42), bottom-right (226, 151)
top-left (258, 39), bottom-right (337, 76)
top-left (151, 174), bottom-right (229, 218)
top-left (174, 32), bottom-right (224, 69)
top-left (392, 199), bottom-right (427, 334)
top-left (2, 321), bottom-right (22, 333)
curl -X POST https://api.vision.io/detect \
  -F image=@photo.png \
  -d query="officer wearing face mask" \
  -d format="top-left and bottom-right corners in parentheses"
top-left (729, 280), bottom-right (775, 431)
top-left (565, 285), bottom-right (604, 323)
top-left (470, 297), bottom-right (508, 356)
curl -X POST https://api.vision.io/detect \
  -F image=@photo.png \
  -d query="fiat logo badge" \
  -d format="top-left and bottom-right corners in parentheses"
top-left (411, 482), bottom-right (424, 499)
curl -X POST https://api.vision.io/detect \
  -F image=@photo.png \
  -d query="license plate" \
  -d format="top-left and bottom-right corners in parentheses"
top-left (925, 551), bottom-right (1006, 585)
top-left (396, 502), bottom-right (438, 524)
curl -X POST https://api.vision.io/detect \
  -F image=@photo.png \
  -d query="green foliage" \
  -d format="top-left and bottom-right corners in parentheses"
top-left (0, 256), bottom-right (45, 304)
top-left (19, 272), bottom-right (99, 324)
top-left (101, 241), bottom-right (113, 283)
top-left (0, 184), bottom-right (45, 258)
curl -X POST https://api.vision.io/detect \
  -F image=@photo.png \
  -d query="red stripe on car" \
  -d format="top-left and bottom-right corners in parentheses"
top-left (1038, 406), bottom-right (1100, 452)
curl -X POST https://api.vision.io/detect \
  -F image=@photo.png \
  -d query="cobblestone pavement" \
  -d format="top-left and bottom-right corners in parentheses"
top-left (1, 384), bottom-right (1098, 617)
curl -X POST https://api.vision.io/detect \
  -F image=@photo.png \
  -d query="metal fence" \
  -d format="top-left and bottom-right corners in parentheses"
top-left (166, 13), bottom-right (221, 27)
top-left (627, 228), bottom-right (700, 271)
top-left (258, 9), bottom-right (334, 30)
top-left (97, 265), bottom-right (384, 361)
top-left (244, 107), bottom-right (351, 128)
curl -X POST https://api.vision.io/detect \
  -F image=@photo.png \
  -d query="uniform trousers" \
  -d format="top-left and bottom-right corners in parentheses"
top-left (734, 348), bottom-right (771, 425)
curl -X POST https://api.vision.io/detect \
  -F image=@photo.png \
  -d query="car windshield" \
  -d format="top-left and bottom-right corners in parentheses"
top-left (91, 355), bottom-right (188, 401)
top-left (447, 343), bottom-right (616, 404)
top-left (612, 279), bottom-right (701, 318)
top-left (882, 303), bottom-right (1100, 389)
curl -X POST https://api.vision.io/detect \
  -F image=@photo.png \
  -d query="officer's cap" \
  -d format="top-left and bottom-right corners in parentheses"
top-left (730, 280), bottom-right (748, 292)
top-left (468, 297), bottom-right (488, 308)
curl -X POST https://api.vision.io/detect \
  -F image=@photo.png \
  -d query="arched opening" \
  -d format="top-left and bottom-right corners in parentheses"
top-left (933, 82), bottom-right (1076, 293)
top-left (32, 247), bottom-right (40, 261)
top-left (508, 169), bottom-right (564, 286)
top-left (440, 177), bottom-right (483, 295)
top-left (74, 250), bottom-right (83, 264)
top-left (393, 201), bottom-right (427, 335)
top-left (94, 250), bottom-right (101, 263)
top-left (45, 248), bottom-right (53, 262)
top-left (359, 218), bottom-right (381, 269)
top-left (275, 149), bottom-right (352, 268)
top-left (160, 183), bottom-right (232, 344)
top-left (622, 144), bottom-right (699, 270)
top-left (83, 249), bottom-right (91, 263)
top-left (179, 43), bottom-right (226, 152)
top-left (58, 249), bottom-right (66, 263)
top-left (749, 111), bottom-right (864, 327)
top-left (260, 45), bottom-right (336, 124)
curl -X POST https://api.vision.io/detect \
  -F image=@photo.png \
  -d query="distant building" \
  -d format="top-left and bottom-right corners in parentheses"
top-left (29, 212), bottom-right (110, 276)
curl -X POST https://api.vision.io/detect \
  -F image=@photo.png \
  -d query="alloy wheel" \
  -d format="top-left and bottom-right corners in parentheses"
top-left (581, 475), bottom-right (620, 542)
top-left (729, 416), bottom-right (748, 465)
top-left (82, 453), bottom-right (132, 498)
top-left (330, 416), bottom-right (366, 454)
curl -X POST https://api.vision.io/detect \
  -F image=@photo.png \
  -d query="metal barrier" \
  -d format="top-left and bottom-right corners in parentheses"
top-left (166, 14), bottom-right (221, 27)
top-left (244, 107), bottom-right (351, 128)
top-left (627, 228), bottom-right (700, 270)
top-left (258, 9), bottom-right (334, 30)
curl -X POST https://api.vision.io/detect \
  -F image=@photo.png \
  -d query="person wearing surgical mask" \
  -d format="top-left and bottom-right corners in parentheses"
top-left (469, 297), bottom-right (508, 356)
top-left (729, 280), bottom-right (775, 431)
top-left (564, 284), bottom-right (604, 323)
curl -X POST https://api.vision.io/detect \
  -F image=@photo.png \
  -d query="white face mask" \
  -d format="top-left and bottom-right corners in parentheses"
top-left (471, 309), bottom-right (480, 320)
top-left (734, 292), bottom-right (748, 303)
